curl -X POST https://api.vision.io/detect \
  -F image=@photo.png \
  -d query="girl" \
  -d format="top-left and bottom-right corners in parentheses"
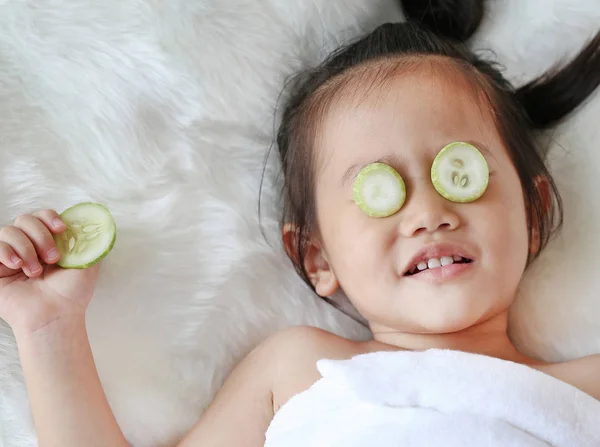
top-left (1, 1), bottom-right (599, 445)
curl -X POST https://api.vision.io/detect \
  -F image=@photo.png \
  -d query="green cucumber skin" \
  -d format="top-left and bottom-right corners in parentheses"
top-left (353, 163), bottom-right (406, 218)
top-left (56, 231), bottom-right (116, 269)
top-left (55, 202), bottom-right (117, 269)
top-left (431, 142), bottom-right (489, 203)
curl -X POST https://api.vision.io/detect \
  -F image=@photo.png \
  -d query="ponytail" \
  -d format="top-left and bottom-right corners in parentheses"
top-left (399, 0), bottom-right (600, 130)
top-left (516, 32), bottom-right (600, 129)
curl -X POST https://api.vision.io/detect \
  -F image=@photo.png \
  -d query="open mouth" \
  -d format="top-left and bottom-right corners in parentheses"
top-left (404, 256), bottom-right (473, 276)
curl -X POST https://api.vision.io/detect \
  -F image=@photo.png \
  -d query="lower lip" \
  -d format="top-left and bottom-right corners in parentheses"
top-left (405, 262), bottom-right (474, 284)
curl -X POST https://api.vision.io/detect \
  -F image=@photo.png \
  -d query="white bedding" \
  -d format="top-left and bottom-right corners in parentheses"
top-left (0, 0), bottom-right (599, 446)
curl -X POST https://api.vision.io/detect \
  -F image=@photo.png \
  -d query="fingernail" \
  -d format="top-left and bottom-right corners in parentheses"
top-left (29, 263), bottom-right (42, 274)
top-left (53, 218), bottom-right (65, 228)
top-left (11, 256), bottom-right (22, 266)
top-left (47, 248), bottom-right (59, 260)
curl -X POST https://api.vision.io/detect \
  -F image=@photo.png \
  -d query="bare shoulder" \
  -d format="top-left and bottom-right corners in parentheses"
top-left (266, 325), bottom-right (372, 411)
top-left (177, 326), bottom-right (374, 447)
top-left (266, 324), bottom-right (363, 354)
top-left (538, 354), bottom-right (600, 400)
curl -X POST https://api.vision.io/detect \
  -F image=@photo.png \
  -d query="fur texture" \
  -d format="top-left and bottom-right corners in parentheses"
top-left (0, 0), bottom-right (598, 445)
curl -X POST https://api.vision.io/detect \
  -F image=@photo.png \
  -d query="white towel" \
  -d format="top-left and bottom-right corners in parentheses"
top-left (264, 349), bottom-right (600, 446)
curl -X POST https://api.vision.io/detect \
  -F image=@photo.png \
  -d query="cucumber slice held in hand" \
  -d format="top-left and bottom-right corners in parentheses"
top-left (53, 202), bottom-right (117, 269)
top-left (353, 163), bottom-right (406, 218)
top-left (431, 142), bottom-right (489, 203)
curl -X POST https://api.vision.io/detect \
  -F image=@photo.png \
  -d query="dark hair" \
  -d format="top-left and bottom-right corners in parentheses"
top-left (275, 0), bottom-right (600, 292)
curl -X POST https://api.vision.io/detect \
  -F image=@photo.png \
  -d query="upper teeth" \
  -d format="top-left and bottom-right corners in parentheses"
top-left (412, 255), bottom-right (466, 274)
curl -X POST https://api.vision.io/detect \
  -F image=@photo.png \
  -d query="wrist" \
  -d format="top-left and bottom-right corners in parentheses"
top-left (14, 314), bottom-right (88, 351)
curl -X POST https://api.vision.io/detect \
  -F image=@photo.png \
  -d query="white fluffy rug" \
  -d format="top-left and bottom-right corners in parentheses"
top-left (0, 0), bottom-right (599, 446)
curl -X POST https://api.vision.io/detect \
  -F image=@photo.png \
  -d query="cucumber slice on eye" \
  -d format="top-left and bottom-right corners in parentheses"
top-left (353, 163), bottom-right (406, 217)
top-left (431, 142), bottom-right (489, 203)
top-left (53, 202), bottom-right (117, 269)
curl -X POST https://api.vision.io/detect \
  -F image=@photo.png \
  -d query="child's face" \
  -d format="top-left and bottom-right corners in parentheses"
top-left (309, 64), bottom-right (531, 334)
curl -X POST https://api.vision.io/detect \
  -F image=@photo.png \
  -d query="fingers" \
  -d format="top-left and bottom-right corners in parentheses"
top-left (0, 226), bottom-right (42, 277)
top-left (14, 213), bottom-right (63, 266)
top-left (0, 241), bottom-right (23, 278)
top-left (0, 265), bottom-right (18, 278)
top-left (32, 209), bottom-right (66, 234)
top-left (0, 241), bottom-right (23, 269)
top-left (0, 210), bottom-right (64, 278)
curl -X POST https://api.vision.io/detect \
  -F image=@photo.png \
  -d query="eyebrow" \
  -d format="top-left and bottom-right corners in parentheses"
top-left (340, 139), bottom-right (494, 187)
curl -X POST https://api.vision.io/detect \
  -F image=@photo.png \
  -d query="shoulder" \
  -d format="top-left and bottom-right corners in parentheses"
top-left (263, 325), bottom-right (371, 411)
top-left (540, 354), bottom-right (600, 401)
top-left (264, 324), bottom-right (354, 351)
top-left (188, 325), bottom-right (368, 444)
top-left (198, 327), bottom-right (337, 413)
top-left (239, 325), bottom-right (351, 385)
top-left (265, 325), bottom-right (370, 365)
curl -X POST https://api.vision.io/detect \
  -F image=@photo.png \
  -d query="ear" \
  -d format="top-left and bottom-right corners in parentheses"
top-left (529, 176), bottom-right (551, 255)
top-left (282, 224), bottom-right (339, 297)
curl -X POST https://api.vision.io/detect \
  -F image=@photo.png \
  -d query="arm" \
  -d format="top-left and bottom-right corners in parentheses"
top-left (17, 312), bottom-right (289, 447)
top-left (16, 317), bottom-right (129, 447)
top-left (177, 325), bottom-right (355, 447)
top-left (1, 210), bottom-right (277, 446)
top-left (176, 334), bottom-right (280, 447)
top-left (18, 314), bottom-right (281, 447)
top-left (0, 210), bottom-right (129, 447)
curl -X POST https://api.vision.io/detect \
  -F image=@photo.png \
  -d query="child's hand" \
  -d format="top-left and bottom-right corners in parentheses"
top-left (0, 210), bottom-right (100, 337)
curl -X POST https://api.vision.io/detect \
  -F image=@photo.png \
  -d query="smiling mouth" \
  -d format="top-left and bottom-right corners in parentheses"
top-left (404, 256), bottom-right (473, 276)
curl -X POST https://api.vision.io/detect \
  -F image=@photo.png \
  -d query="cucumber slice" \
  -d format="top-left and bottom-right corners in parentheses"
top-left (353, 163), bottom-right (406, 217)
top-left (431, 142), bottom-right (489, 203)
top-left (53, 202), bottom-right (116, 269)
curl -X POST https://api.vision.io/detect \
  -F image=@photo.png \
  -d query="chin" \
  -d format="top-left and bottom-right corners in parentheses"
top-left (376, 311), bottom-right (481, 335)
top-left (415, 304), bottom-right (492, 334)
top-left (421, 319), bottom-right (479, 335)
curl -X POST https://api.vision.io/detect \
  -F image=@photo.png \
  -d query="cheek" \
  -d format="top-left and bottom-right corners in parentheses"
top-left (322, 212), bottom-right (383, 269)
top-left (481, 173), bottom-right (529, 268)
top-left (318, 201), bottom-right (393, 285)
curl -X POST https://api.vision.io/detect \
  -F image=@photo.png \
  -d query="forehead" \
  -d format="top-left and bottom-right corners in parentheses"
top-left (315, 59), bottom-right (499, 178)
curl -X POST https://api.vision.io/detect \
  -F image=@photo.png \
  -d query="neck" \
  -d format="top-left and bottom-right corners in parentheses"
top-left (369, 311), bottom-right (539, 365)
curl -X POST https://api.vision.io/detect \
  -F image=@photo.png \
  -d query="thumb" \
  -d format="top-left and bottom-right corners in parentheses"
top-left (69, 261), bottom-right (100, 279)
top-left (79, 262), bottom-right (101, 284)
top-left (48, 261), bottom-right (101, 286)
top-left (0, 265), bottom-right (19, 278)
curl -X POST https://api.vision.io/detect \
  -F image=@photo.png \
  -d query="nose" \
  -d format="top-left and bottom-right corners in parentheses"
top-left (398, 183), bottom-right (461, 237)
